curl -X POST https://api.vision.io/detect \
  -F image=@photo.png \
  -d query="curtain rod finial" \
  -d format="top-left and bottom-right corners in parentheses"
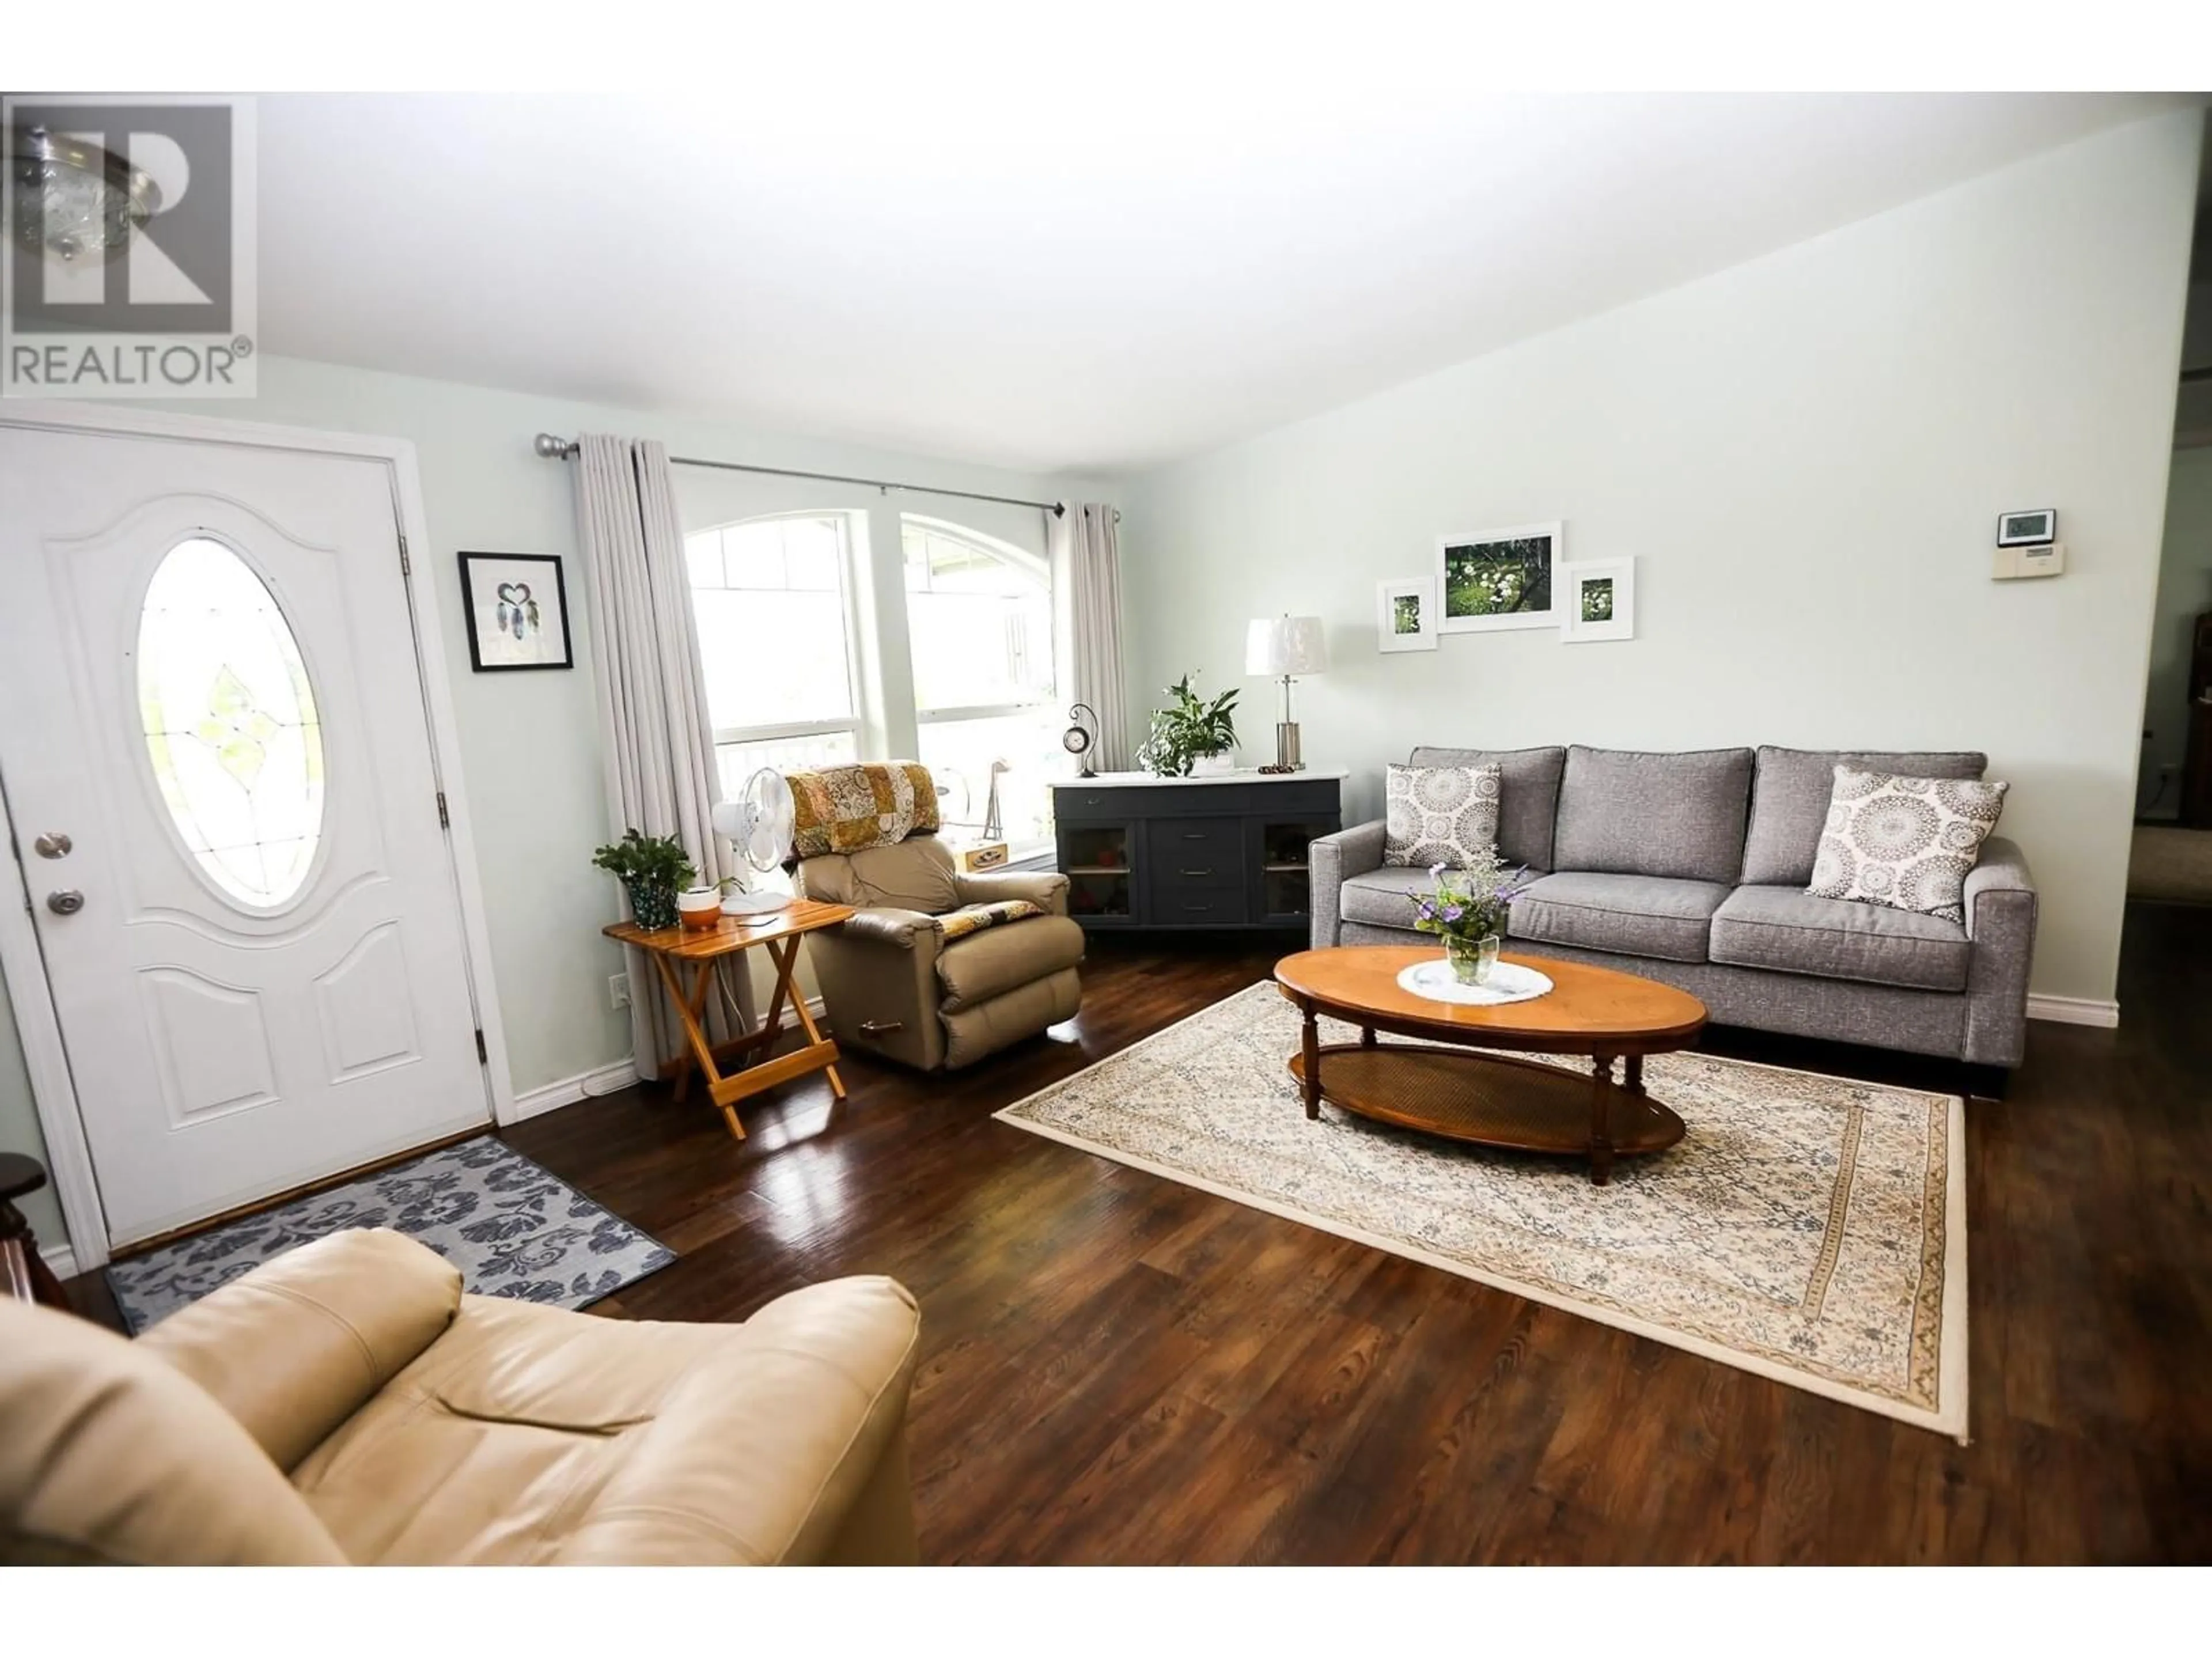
top-left (533, 433), bottom-right (577, 460)
top-left (1052, 501), bottom-right (1066, 518)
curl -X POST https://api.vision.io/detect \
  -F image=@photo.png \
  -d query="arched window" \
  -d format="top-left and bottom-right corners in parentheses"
top-left (903, 516), bottom-right (1058, 851)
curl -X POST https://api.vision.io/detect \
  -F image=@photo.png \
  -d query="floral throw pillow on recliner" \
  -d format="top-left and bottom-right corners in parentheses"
top-left (786, 762), bottom-right (941, 859)
top-left (1808, 764), bottom-right (2008, 923)
top-left (938, 899), bottom-right (1046, 941)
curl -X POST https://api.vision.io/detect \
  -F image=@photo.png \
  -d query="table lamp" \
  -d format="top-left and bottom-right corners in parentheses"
top-left (1245, 614), bottom-right (1328, 772)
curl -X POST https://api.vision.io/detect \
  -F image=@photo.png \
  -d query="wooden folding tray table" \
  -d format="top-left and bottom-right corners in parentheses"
top-left (604, 897), bottom-right (855, 1141)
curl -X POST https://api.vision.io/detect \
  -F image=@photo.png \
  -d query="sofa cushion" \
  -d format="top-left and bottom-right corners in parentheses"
top-left (139, 1228), bottom-right (461, 1472)
top-left (1809, 767), bottom-right (2010, 924)
top-left (935, 913), bottom-right (1086, 1013)
top-left (1507, 871), bottom-right (1732, 964)
top-left (1742, 747), bottom-right (1987, 887)
top-left (0, 1296), bottom-right (349, 1566)
top-left (1710, 885), bottom-right (1971, 992)
top-left (1339, 865), bottom-right (1455, 930)
top-left (1551, 746), bottom-right (1755, 885)
top-left (1383, 762), bottom-right (1501, 868)
top-left (289, 1278), bottom-right (921, 1565)
top-left (1408, 745), bottom-right (1566, 871)
top-left (806, 836), bottom-right (961, 916)
top-left (944, 967), bottom-right (1082, 1069)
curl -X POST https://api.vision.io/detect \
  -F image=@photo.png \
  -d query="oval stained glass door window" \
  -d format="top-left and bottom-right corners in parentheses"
top-left (137, 538), bottom-right (325, 906)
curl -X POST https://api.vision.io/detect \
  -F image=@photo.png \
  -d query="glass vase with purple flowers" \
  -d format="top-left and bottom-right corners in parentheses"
top-left (1408, 850), bottom-right (1535, 986)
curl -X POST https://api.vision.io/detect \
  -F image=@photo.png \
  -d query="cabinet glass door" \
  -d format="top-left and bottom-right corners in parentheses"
top-left (1257, 819), bottom-right (1335, 922)
top-left (1063, 822), bottom-right (1137, 924)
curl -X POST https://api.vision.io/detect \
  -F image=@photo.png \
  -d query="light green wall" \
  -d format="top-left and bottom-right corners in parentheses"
top-left (2142, 444), bottom-right (2212, 812)
top-left (1122, 114), bottom-right (2202, 1007)
top-left (0, 359), bottom-right (1102, 1253)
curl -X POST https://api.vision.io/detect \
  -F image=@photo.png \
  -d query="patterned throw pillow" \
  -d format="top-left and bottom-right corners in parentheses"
top-left (786, 762), bottom-right (940, 859)
top-left (1808, 766), bottom-right (2009, 923)
top-left (937, 899), bottom-right (1045, 941)
top-left (1383, 763), bottom-right (1502, 868)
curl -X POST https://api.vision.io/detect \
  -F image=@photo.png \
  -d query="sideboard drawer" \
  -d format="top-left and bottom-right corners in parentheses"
top-left (1143, 816), bottom-right (1246, 873)
top-left (1054, 786), bottom-right (1158, 822)
top-left (1150, 888), bottom-right (1245, 926)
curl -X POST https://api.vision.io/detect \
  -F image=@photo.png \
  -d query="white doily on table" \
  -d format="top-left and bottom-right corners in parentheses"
top-left (1395, 957), bottom-right (1554, 1006)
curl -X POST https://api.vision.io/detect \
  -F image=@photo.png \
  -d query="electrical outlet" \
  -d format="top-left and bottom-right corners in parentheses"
top-left (608, 972), bottom-right (630, 1010)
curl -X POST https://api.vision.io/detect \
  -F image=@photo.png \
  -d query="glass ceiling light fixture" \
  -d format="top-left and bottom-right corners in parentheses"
top-left (6, 123), bottom-right (162, 266)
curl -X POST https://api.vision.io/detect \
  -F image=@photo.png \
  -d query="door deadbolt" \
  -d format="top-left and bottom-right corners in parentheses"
top-left (33, 831), bottom-right (72, 859)
top-left (45, 889), bottom-right (84, 915)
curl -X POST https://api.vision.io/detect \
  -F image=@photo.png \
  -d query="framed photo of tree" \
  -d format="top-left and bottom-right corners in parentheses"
top-left (1435, 522), bottom-right (1563, 634)
top-left (1376, 576), bottom-right (1438, 653)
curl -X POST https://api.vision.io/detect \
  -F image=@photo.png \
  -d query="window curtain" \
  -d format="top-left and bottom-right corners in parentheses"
top-left (1056, 502), bottom-right (1131, 772)
top-left (573, 434), bottom-right (754, 1078)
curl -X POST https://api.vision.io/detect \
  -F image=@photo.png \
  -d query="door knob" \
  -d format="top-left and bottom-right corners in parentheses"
top-left (32, 832), bottom-right (71, 859)
top-left (45, 890), bottom-right (84, 915)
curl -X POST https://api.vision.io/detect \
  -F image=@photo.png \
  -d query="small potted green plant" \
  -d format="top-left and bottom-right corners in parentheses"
top-left (592, 828), bottom-right (696, 933)
top-left (1135, 672), bottom-right (1240, 778)
top-left (1409, 849), bottom-right (1535, 985)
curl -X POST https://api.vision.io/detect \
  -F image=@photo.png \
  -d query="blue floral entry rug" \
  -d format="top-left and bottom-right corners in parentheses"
top-left (106, 1136), bottom-right (677, 1335)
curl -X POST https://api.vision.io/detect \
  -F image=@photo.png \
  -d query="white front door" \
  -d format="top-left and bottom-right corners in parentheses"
top-left (0, 423), bottom-right (490, 1245)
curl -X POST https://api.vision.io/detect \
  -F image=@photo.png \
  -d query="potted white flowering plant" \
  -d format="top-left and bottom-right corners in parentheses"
top-left (1408, 847), bottom-right (1535, 986)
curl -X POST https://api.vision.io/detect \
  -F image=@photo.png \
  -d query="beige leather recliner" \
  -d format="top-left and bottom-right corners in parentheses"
top-left (0, 1228), bottom-right (922, 1566)
top-left (797, 834), bottom-right (1084, 1071)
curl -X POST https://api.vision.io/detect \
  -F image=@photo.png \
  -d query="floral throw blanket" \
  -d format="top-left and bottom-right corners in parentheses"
top-left (786, 762), bottom-right (940, 858)
top-left (938, 899), bottom-right (1046, 941)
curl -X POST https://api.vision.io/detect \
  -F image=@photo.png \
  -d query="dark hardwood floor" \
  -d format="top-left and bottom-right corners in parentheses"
top-left (74, 904), bottom-right (2212, 1562)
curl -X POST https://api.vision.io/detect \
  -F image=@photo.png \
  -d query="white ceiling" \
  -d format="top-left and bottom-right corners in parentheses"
top-left (252, 89), bottom-right (2194, 476)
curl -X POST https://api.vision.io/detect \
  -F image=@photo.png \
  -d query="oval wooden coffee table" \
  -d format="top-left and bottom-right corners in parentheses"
top-left (1274, 945), bottom-right (1707, 1184)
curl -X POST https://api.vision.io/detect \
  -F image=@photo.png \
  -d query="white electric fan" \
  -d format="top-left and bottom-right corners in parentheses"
top-left (711, 767), bottom-right (796, 918)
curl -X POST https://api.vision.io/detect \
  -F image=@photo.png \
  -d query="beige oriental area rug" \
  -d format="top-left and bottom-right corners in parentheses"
top-left (996, 981), bottom-right (1968, 1439)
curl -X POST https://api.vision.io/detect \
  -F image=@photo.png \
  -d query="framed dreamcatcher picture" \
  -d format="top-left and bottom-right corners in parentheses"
top-left (459, 551), bottom-right (573, 672)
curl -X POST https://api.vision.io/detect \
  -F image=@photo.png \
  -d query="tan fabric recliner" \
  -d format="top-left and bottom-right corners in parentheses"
top-left (0, 1228), bottom-right (922, 1566)
top-left (797, 835), bottom-right (1084, 1071)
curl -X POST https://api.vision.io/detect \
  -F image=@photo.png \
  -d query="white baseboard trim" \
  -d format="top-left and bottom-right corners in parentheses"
top-left (507, 997), bottom-right (834, 1124)
top-left (41, 1243), bottom-right (78, 1279)
top-left (2025, 994), bottom-right (2120, 1029)
top-left (511, 1058), bottom-right (641, 1122)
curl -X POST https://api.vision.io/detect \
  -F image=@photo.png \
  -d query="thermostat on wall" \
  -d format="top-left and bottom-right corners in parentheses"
top-left (1992, 507), bottom-right (2062, 580)
top-left (1992, 541), bottom-right (2065, 581)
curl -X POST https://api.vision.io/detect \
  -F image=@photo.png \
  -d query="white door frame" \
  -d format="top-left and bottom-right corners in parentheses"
top-left (0, 400), bottom-right (517, 1270)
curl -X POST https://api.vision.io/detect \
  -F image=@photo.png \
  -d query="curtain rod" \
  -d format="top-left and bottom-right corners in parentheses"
top-left (532, 433), bottom-right (1065, 517)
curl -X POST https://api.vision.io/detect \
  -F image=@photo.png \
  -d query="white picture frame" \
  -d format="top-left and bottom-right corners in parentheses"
top-left (1560, 557), bottom-right (1636, 643)
top-left (1437, 521), bottom-right (1563, 633)
top-left (1376, 576), bottom-right (1438, 653)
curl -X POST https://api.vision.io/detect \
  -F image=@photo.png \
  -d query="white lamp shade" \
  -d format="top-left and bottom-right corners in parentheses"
top-left (1245, 615), bottom-right (1328, 677)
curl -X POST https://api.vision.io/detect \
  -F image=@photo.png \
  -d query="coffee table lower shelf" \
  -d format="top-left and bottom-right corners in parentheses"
top-left (1289, 1043), bottom-right (1684, 1185)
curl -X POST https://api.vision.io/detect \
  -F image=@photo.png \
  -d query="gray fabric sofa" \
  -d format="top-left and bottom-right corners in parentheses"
top-left (1309, 744), bottom-right (2039, 1068)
